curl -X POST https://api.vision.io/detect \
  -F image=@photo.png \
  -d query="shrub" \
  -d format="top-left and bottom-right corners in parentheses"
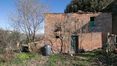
top-left (11, 53), bottom-right (31, 64)
top-left (3, 49), bottom-right (15, 62)
top-left (16, 53), bottom-right (33, 60)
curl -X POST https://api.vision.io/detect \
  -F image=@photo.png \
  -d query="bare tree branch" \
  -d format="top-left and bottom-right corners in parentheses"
top-left (11, 0), bottom-right (47, 43)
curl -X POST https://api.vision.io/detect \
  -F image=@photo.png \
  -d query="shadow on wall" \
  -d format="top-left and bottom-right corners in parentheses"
top-left (74, 13), bottom-right (112, 46)
top-left (75, 13), bottom-right (112, 34)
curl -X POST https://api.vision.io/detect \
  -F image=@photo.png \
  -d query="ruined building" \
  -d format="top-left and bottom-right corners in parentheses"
top-left (44, 12), bottom-right (112, 53)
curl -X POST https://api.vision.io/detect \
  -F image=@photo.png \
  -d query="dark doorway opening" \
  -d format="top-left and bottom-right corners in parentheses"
top-left (21, 46), bottom-right (29, 52)
top-left (71, 34), bottom-right (79, 53)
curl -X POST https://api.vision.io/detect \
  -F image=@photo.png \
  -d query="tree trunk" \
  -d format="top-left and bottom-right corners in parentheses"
top-left (60, 38), bottom-right (64, 53)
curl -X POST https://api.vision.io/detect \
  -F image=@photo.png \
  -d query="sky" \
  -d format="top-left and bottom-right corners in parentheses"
top-left (0, 0), bottom-right (71, 31)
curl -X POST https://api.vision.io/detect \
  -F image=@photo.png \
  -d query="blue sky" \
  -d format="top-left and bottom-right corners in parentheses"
top-left (0, 0), bottom-right (71, 31)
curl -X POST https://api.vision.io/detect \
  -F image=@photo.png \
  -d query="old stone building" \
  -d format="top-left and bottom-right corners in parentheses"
top-left (44, 12), bottom-right (112, 53)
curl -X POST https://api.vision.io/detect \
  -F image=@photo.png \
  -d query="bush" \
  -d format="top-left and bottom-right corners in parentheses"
top-left (3, 49), bottom-right (15, 62)
top-left (16, 53), bottom-right (33, 60)
top-left (10, 53), bottom-right (32, 64)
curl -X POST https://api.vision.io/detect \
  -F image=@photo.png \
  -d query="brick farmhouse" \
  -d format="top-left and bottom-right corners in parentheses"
top-left (44, 12), bottom-right (112, 53)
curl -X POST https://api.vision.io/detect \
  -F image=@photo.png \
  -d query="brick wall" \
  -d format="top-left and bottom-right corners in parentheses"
top-left (42, 32), bottom-right (102, 53)
top-left (44, 12), bottom-right (112, 53)
top-left (45, 13), bottom-right (112, 36)
top-left (79, 32), bottom-right (102, 51)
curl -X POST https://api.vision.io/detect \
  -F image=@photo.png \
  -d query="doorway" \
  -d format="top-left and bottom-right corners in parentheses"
top-left (71, 34), bottom-right (79, 53)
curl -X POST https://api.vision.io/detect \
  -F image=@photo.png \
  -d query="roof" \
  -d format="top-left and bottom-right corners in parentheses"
top-left (44, 12), bottom-right (112, 15)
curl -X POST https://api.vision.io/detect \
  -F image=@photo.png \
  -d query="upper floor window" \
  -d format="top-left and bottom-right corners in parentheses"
top-left (89, 16), bottom-right (95, 31)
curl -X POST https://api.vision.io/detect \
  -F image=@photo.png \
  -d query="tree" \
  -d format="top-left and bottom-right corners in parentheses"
top-left (0, 29), bottom-right (8, 50)
top-left (64, 0), bottom-right (114, 13)
top-left (12, 0), bottom-right (47, 43)
top-left (0, 28), bottom-right (21, 52)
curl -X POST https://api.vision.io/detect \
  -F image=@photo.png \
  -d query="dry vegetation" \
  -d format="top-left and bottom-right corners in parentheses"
top-left (0, 49), bottom-right (117, 66)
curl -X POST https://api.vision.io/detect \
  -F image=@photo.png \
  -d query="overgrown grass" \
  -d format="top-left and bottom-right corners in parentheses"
top-left (47, 54), bottom-right (65, 66)
top-left (0, 52), bottom-right (42, 66)
top-left (1, 49), bottom-right (117, 66)
top-left (76, 52), bottom-right (98, 66)
top-left (11, 53), bottom-right (33, 64)
top-left (47, 52), bottom-right (99, 66)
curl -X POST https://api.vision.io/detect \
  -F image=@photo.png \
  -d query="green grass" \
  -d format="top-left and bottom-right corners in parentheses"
top-left (0, 53), bottom-right (42, 66)
top-left (16, 53), bottom-right (33, 60)
top-left (1, 49), bottom-right (117, 66)
top-left (11, 53), bottom-right (33, 64)
top-left (0, 51), bottom-right (99, 66)
top-left (73, 53), bottom-right (95, 66)
top-left (47, 52), bottom-right (99, 66)
top-left (47, 54), bottom-right (64, 66)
